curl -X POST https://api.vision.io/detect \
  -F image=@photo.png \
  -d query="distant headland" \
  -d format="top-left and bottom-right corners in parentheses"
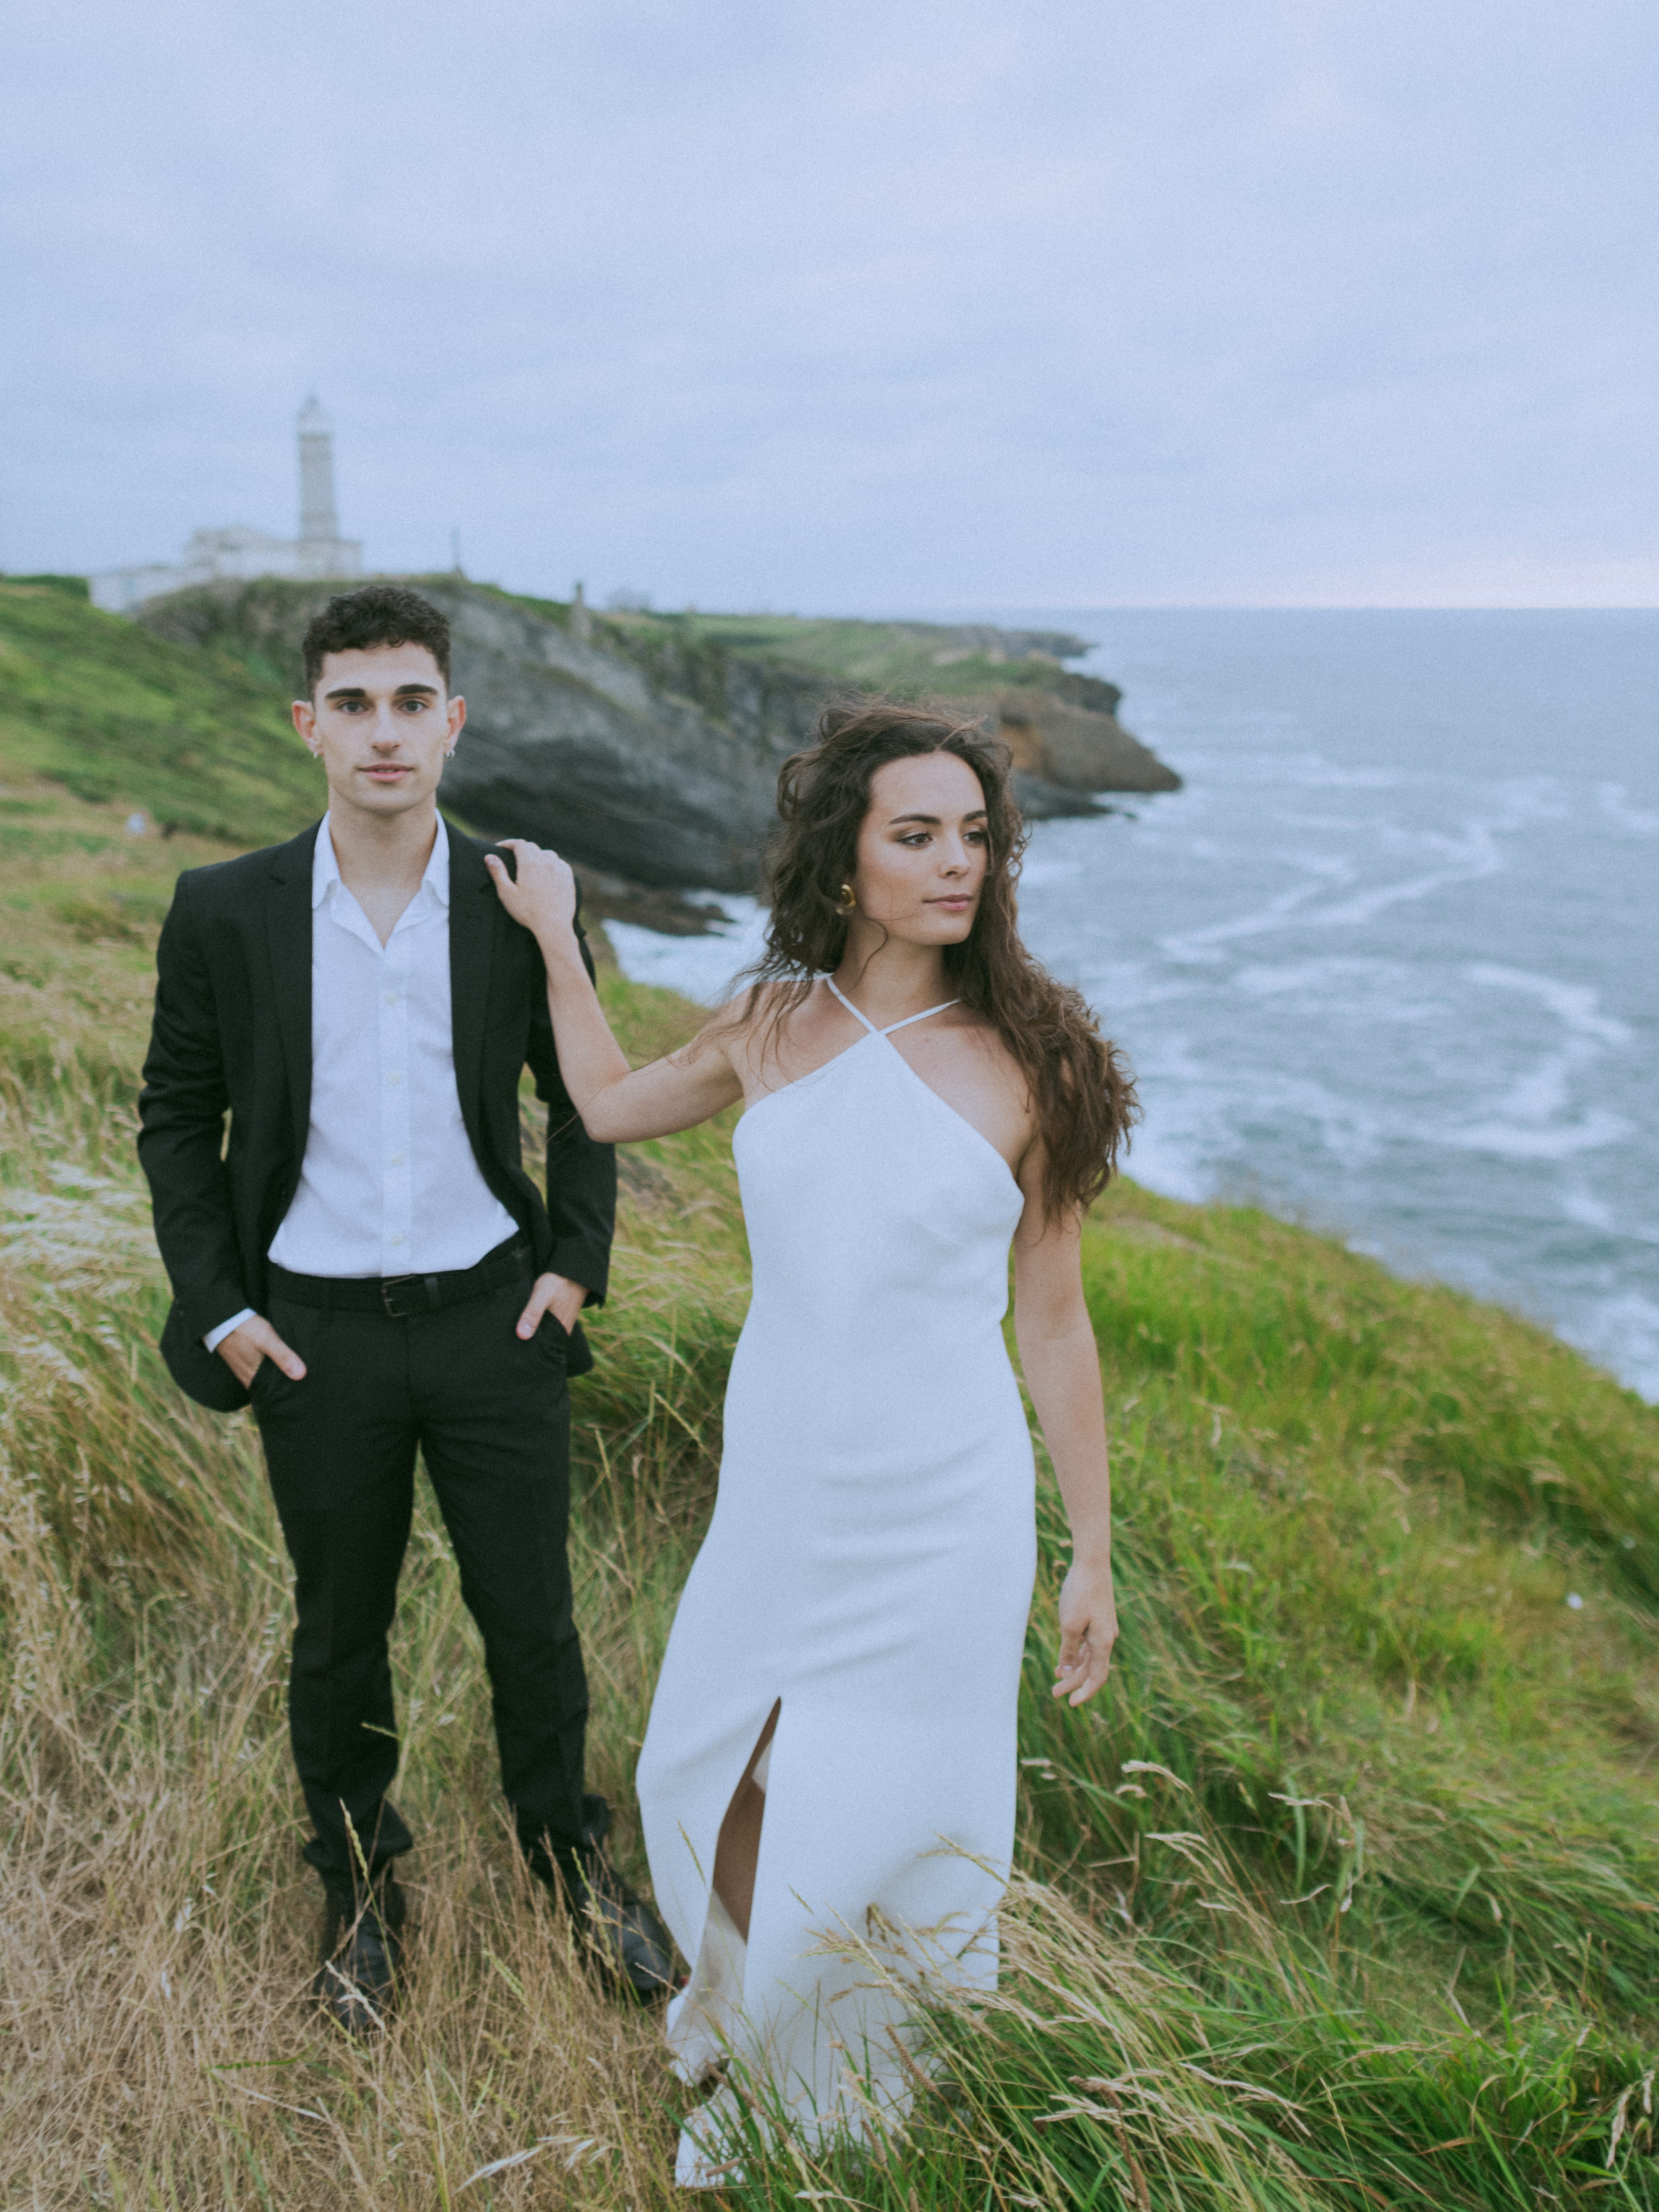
top-left (134, 576), bottom-right (1180, 923)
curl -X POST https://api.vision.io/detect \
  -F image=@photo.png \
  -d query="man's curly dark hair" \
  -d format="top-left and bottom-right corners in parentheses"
top-left (301, 584), bottom-right (451, 696)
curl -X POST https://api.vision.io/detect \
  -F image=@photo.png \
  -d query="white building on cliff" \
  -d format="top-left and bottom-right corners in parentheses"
top-left (91, 397), bottom-right (363, 614)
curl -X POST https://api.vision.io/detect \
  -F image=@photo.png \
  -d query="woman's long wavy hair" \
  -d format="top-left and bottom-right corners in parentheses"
top-left (731, 697), bottom-right (1138, 1220)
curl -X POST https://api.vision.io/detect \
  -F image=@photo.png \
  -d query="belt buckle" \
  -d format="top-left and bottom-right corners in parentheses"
top-left (380, 1274), bottom-right (420, 1318)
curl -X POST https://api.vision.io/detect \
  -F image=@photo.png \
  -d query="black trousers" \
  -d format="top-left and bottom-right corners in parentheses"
top-left (250, 1274), bottom-right (586, 1901)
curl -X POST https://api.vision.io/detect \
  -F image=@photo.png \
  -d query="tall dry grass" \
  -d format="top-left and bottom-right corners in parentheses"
top-left (0, 1166), bottom-right (696, 2206)
top-left (0, 850), bottom-right (734, 2204)
top-left (5, 788), bottom-right (1659, 2204)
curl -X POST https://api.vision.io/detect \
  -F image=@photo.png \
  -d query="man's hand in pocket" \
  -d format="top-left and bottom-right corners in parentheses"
top-left (218, 1316), bottom-right (306, 1388)
top-left (516, 1272), bottom-right (587, 1340)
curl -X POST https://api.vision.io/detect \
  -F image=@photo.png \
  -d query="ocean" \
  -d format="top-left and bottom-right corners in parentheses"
top-left (605, 610), bottom-right (1659, 1402)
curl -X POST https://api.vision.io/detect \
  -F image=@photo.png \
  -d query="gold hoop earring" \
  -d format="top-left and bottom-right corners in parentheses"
top-left (836, 882), bottom-right (857, 916)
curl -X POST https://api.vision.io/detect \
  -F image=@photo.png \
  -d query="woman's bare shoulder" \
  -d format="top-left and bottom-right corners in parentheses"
top-left (707, 975), bottom-right (813, 1033)
top-left (663, 983), bottom-right (764, 1068)
top-left (695, 976), bottom-right (821, 1066)
top-left (944, 1004), bottom-right (1026, 1079)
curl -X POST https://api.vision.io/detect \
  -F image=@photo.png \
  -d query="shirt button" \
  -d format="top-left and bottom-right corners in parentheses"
top-left (387, 1072), bottom-right (402, 1086)
top-left (390, 1233), bottom-right (404, 1247)
top-left (384, 991), bottom-right (399, 1005)
top-left (390, 1153), bottom-right (404, 1166)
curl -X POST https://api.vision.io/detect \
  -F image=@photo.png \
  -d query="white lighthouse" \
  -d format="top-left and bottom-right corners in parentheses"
top-left (296, 393), bottom-right (351, 573)
top-left (90, 398), bottom-right (364, 612)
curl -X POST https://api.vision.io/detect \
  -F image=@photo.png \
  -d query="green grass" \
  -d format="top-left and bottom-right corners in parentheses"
top-left (1, 571), bottom-right (92, 599)
top-left (4, 637), bottom-right (1659, 2201)
top-left (477, 587), bottom-right (1111, 710)
top-left (591, 605), bottom-right (1109, 704)
top-left (1030, 1195), bottom-right (1659, 1996)
top-left (0, 578), bottom-right (318, 845)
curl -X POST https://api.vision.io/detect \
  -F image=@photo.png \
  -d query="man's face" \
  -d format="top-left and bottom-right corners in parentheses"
top-left (291, 642), bottom-right (465, 822)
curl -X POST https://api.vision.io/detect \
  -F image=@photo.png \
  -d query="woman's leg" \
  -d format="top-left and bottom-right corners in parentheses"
top-left (711, 1699), bottom-right (780, 1941)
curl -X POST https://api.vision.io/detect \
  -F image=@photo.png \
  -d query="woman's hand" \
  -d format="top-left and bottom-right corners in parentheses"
top-left (484, 837), bottom-right (578, 949)
top-left (1052, 1553), bottom-right (1118, 1705)
top-left (481, 831), bottom-right (746, 1144)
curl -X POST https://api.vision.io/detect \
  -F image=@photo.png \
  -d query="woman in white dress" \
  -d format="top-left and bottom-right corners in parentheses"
top-left (487, 701), bottom-right (1135, 2187)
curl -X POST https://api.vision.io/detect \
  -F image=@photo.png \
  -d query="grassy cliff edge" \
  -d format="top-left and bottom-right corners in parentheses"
top-left (4, 582), bottom-right (1659, 2206)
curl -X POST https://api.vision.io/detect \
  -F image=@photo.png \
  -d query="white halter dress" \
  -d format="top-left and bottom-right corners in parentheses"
top-left (635, 982), bottom-right (1038, 2185)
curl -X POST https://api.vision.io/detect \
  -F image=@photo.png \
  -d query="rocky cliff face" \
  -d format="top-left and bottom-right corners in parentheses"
top-left (143, 577), bottom-right (799, 890)
top-left (994, 685), bottom-right (1182, 794)
top-left (139, 577), bottom-right (1179, 895)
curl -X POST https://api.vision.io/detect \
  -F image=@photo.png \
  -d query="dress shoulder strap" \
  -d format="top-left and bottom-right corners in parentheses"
top-left (824, 977), bottom-right (878, 1033)
top-left (825, 977), bottom-right (960, 1037)
top-left (882, 999), bottom-right (960, 1035)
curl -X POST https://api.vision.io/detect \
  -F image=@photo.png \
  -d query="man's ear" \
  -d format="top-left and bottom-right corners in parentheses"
top-left (291, 697), bottom-right (318, 750)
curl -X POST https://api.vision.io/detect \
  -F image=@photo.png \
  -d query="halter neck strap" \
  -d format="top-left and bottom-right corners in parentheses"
top-left (825, 977), bottom-right (960, 1037)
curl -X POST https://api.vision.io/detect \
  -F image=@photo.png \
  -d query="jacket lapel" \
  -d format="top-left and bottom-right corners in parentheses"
top-left (266, 823), bottom-right (321, 1161)
top-left (446, 826), bottom-right (495, 1138)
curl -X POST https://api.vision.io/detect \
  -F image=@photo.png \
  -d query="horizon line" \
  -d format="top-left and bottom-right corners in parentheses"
top-left (897, 600), bottom-right (1659, 616)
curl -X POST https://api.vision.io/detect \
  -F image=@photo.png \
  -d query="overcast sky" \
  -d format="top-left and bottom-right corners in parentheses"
top-left (4, 1), bottom-right (1654, 609)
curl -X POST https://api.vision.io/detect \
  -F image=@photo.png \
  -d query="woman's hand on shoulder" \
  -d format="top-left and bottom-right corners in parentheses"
top-left (1052, 1551), bottom-right (1117, 1705)
top-left (484, 838), bottom-right (577, 950)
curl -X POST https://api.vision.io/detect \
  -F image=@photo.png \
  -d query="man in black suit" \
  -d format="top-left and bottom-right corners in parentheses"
top-left (138, 583), bottom-right (672, 2025)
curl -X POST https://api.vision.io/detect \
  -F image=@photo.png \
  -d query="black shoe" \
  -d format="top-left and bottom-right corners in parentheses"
top-left (525, 1795), bottom-right (678, 2003)
top-left (311, 1875), bottom-right (406, 2037)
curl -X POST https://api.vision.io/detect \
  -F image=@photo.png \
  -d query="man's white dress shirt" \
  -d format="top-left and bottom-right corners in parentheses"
top-left (205, 814), bottom-right (518, 1350)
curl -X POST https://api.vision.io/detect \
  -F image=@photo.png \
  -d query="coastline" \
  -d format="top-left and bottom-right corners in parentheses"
top-left (5, 577), bottom-right (1659, 2201)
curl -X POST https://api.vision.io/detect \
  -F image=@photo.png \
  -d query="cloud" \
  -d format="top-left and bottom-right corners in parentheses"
top-left (2, 0), bottom-right (1654, 605)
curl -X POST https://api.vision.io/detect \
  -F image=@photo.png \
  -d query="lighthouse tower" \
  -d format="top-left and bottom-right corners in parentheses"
top-left (89, 395), bottom-right (365, 611)
top-left (295, 395), bottom-right (361, 580)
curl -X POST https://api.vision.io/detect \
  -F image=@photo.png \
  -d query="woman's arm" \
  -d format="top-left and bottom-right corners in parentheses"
top-left (485, 839), bottom-right (745, 1142)
top-left (1012, 1157), bottom-right (1117, 1706)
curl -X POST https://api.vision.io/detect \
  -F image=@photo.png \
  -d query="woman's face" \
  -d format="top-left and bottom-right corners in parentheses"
top-left (850, 750), bottom-right (990, 946)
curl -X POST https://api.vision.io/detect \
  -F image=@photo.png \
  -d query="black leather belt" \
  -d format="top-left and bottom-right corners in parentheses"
top-left (268, 1236), bottom-right (531, 1319)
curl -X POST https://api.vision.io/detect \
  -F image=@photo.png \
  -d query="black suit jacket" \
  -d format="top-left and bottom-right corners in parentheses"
top-left (137, 818), bottom-right (617, 1412)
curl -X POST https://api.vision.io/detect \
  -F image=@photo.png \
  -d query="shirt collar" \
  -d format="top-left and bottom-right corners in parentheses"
top-left (313, 812), bottom-right (451, 911)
